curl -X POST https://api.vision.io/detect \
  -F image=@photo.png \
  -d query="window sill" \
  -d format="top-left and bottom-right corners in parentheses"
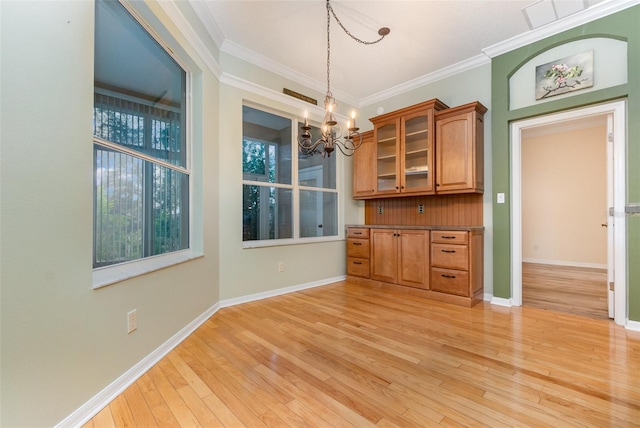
top-left (92, 250), bottom-right (203, 289)
top-left (242, 236), bottom-right (344, 249)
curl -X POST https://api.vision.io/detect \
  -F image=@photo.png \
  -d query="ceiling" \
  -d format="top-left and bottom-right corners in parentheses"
top-left (188, 0), bottom-right (610, 105)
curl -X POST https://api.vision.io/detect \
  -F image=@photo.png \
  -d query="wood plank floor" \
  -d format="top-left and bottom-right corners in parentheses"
top-left (84, 280), bottom-right (640, 427)
top-left (522, 262), bottom-right (609, 320)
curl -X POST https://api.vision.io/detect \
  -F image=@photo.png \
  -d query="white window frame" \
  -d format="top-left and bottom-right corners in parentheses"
top-left (92, 0), bottom-right (197, 288)
top-left (242, 103), bottom-right (343, 249)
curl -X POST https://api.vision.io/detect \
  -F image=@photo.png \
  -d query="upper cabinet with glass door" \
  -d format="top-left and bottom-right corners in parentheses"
top-left (368, 98), bottom-right (448, 198)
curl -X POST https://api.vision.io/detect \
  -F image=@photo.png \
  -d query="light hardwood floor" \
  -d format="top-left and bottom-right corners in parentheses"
top-left (522, 262), bottom-right (609, 320)
top-left (84, 280), bottom-right (640, 427)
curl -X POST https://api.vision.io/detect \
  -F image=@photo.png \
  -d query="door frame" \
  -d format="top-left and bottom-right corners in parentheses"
top-left (510, 100), bottom-right (627, 325)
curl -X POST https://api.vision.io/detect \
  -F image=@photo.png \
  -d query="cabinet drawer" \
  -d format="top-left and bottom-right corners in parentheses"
top-left (431, 230), bottom-right (468, 244)
top-left (431, 243), bottom-right (469, 270)
top-left (431, 268), bottom-right (469, 297)
top-left (347, 228), bottom-right (370, 239)
top-left (347, 238), bottom-right (370, 258)
top-left (347, 257), bottom-right (370, 278)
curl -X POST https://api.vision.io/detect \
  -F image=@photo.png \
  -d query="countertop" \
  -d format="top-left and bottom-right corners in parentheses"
top-left (346, 224), bottom-right (484, 231)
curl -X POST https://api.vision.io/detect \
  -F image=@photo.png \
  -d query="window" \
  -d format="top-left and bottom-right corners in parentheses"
top-left (242, 105), bottom-right (338, 244)
top-left (93, 0), bottom-right (189, 269)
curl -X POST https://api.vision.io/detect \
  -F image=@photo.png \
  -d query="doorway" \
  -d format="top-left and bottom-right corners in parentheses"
top-left (510, 101), bottom-right (627, 325)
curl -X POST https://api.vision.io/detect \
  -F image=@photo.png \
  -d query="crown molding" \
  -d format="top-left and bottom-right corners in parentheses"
top-left (483, 0), bottom-right (640, 59)
top-left (359, 54), bottom-right (491, 108)
top-left (220, 73), bottom-right (346, 122)
top-left (221, 39), bottom-right (360, 108)
top-left (188, 0), bottom-right (225, 48)
top-left (156, 0), bottom-right (221, 79)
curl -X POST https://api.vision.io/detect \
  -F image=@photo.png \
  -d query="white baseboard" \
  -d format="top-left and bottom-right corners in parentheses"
top-left (219, 275), bottom-right (346, 308)
top-left (55, 276), bottom-right (346, 427)
top-left (523, 258), bottom-right (606, 270)
top-left (490, 296), bottom-right (513, 307)
top-left (626, 319), bottom-right (640, 332)
top-left (54, 303), bottom-right (221, 428)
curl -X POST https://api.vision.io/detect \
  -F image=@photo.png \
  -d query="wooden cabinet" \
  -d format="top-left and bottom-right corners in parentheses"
top-left (348, 226), bottom-right (483, 307)
top-left (430, 230), bottom-right (484, 305)
top-left (370, 228), bottom-right (429, 289)
top-left (354, 99), bottom-right (486, 199)
top-left (435, 102), bottom-right (487, 194)
top-left (352, 131), bottom-right (376, 198)
top-left (346, 227), bottom-right (370, 278)
top-left (367, 99), bottom-right (448, 198)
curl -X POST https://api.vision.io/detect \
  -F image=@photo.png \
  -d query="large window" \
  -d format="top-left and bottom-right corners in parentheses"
top-left (93, 0), bottom-right (188, 268)
top-left (242, 105), bottom-right (338, 244)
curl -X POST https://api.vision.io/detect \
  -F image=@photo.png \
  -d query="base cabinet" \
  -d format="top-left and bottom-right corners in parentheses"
top-left (430, 230), bottom-right (483, 303)
top-left (348, 226), bottom-right (483, 307)
top-left (346, 227), bottom-right (370, 278)
top-left (371, 229), bottom-right (429, 289)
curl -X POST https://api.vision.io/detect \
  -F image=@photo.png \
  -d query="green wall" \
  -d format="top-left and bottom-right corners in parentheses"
top-left (491, 5), bottom-right (640, 320)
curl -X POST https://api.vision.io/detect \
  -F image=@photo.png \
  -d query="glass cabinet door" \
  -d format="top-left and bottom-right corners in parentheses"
top-left (376, 122), bottom-right (397, 192)
top-left (402, 113), bottom-right (432, 192)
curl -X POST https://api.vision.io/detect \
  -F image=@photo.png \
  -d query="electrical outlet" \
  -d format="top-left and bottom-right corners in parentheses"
top-left (378, 206), bottom-right (384, 214)
top-left (127, 309), bottom-right (138, 334)
top-left (278, 261), bottom-right (285, 272)
top-left (418, 204), bottom-right (424, 214)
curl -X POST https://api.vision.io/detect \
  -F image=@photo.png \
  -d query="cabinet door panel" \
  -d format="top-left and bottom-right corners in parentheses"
top-left (375, 121), bottom-right (399, 195)
top-left (371, 229), bottom-right (397, 283)
top-left (398, 230), bottom-right (429, 288)
top-left (353, 131), bottom-right (376, 198)
top-left (436, 114), bottom-right (472, 191)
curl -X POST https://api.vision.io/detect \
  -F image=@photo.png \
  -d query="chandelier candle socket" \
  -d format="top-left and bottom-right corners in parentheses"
top-left (297, 0), bottom-right (389, 157)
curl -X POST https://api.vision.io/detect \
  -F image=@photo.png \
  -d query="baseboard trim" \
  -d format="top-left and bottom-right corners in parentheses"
top-left (55, 276), bottom-right (346, 427)
top-left (54, 303), bottom-right (221, 428)
top-left (490, 296), bottom-right (513, 307)
top-left (219, 275), bottom-right (346, 308)
top-left (626, 319), bottom-right (640, 332)
top-left (523, 258), bottom-right (607, 270)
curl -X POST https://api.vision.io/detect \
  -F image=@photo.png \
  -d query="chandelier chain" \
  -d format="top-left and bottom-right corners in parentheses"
top-left (326, 1), bottom-right (387, 46)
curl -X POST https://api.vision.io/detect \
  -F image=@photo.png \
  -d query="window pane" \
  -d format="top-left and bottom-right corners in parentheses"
top-left (299, 190), bottom-right (338, 238)
top-left (94, 148), bottom-right (144, 266)
top-left (94, 149), bottom-right (189, 267)
top-left (242, 106), bottom-right (291, 185)
top-left (298, 125), bottom-right (337, 189)
top-left (151, 164), bottom-right (189, 257)
top-left (94, 0), bottom-right (186, 167)
top-left (243, 185), bottom-right (292, 241)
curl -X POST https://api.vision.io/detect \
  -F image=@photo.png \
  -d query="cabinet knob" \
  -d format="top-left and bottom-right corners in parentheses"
top-left (436, 183), bottom-right (440, 187)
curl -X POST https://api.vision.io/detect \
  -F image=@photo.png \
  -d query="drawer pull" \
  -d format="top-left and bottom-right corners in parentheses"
top-left (353, 242), bottom-right (362, 246)
top-left (441, 274), bottom-right (457, 279)
top-left (353, 232), bottom-right (363, 235)
top-left (441, 236), bottom-right (457, 239)
top-left (353, 261), bottom-right (363, 265)
top-left (441, 249), bottom-right (456, 253)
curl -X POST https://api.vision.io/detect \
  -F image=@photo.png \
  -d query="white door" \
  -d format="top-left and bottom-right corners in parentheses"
top-left (606, 114), bottom-right (615, 318)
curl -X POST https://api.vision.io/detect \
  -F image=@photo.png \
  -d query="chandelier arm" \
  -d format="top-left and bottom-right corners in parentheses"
top-left (327, 1), bottom-right (388, 45)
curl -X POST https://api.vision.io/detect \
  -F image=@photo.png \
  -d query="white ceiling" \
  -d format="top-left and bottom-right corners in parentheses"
top-left (187, 0), bottom-right (615, 105)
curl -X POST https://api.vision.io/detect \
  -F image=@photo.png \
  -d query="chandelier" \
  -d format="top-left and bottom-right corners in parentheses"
top-left (298, 0), bottom-right (390, 157)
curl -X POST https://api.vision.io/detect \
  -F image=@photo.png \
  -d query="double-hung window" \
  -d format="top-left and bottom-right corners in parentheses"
top-left (242, 105), bottom-right (338, 244)
top-left (93, 0), bottom-right (189, 270)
